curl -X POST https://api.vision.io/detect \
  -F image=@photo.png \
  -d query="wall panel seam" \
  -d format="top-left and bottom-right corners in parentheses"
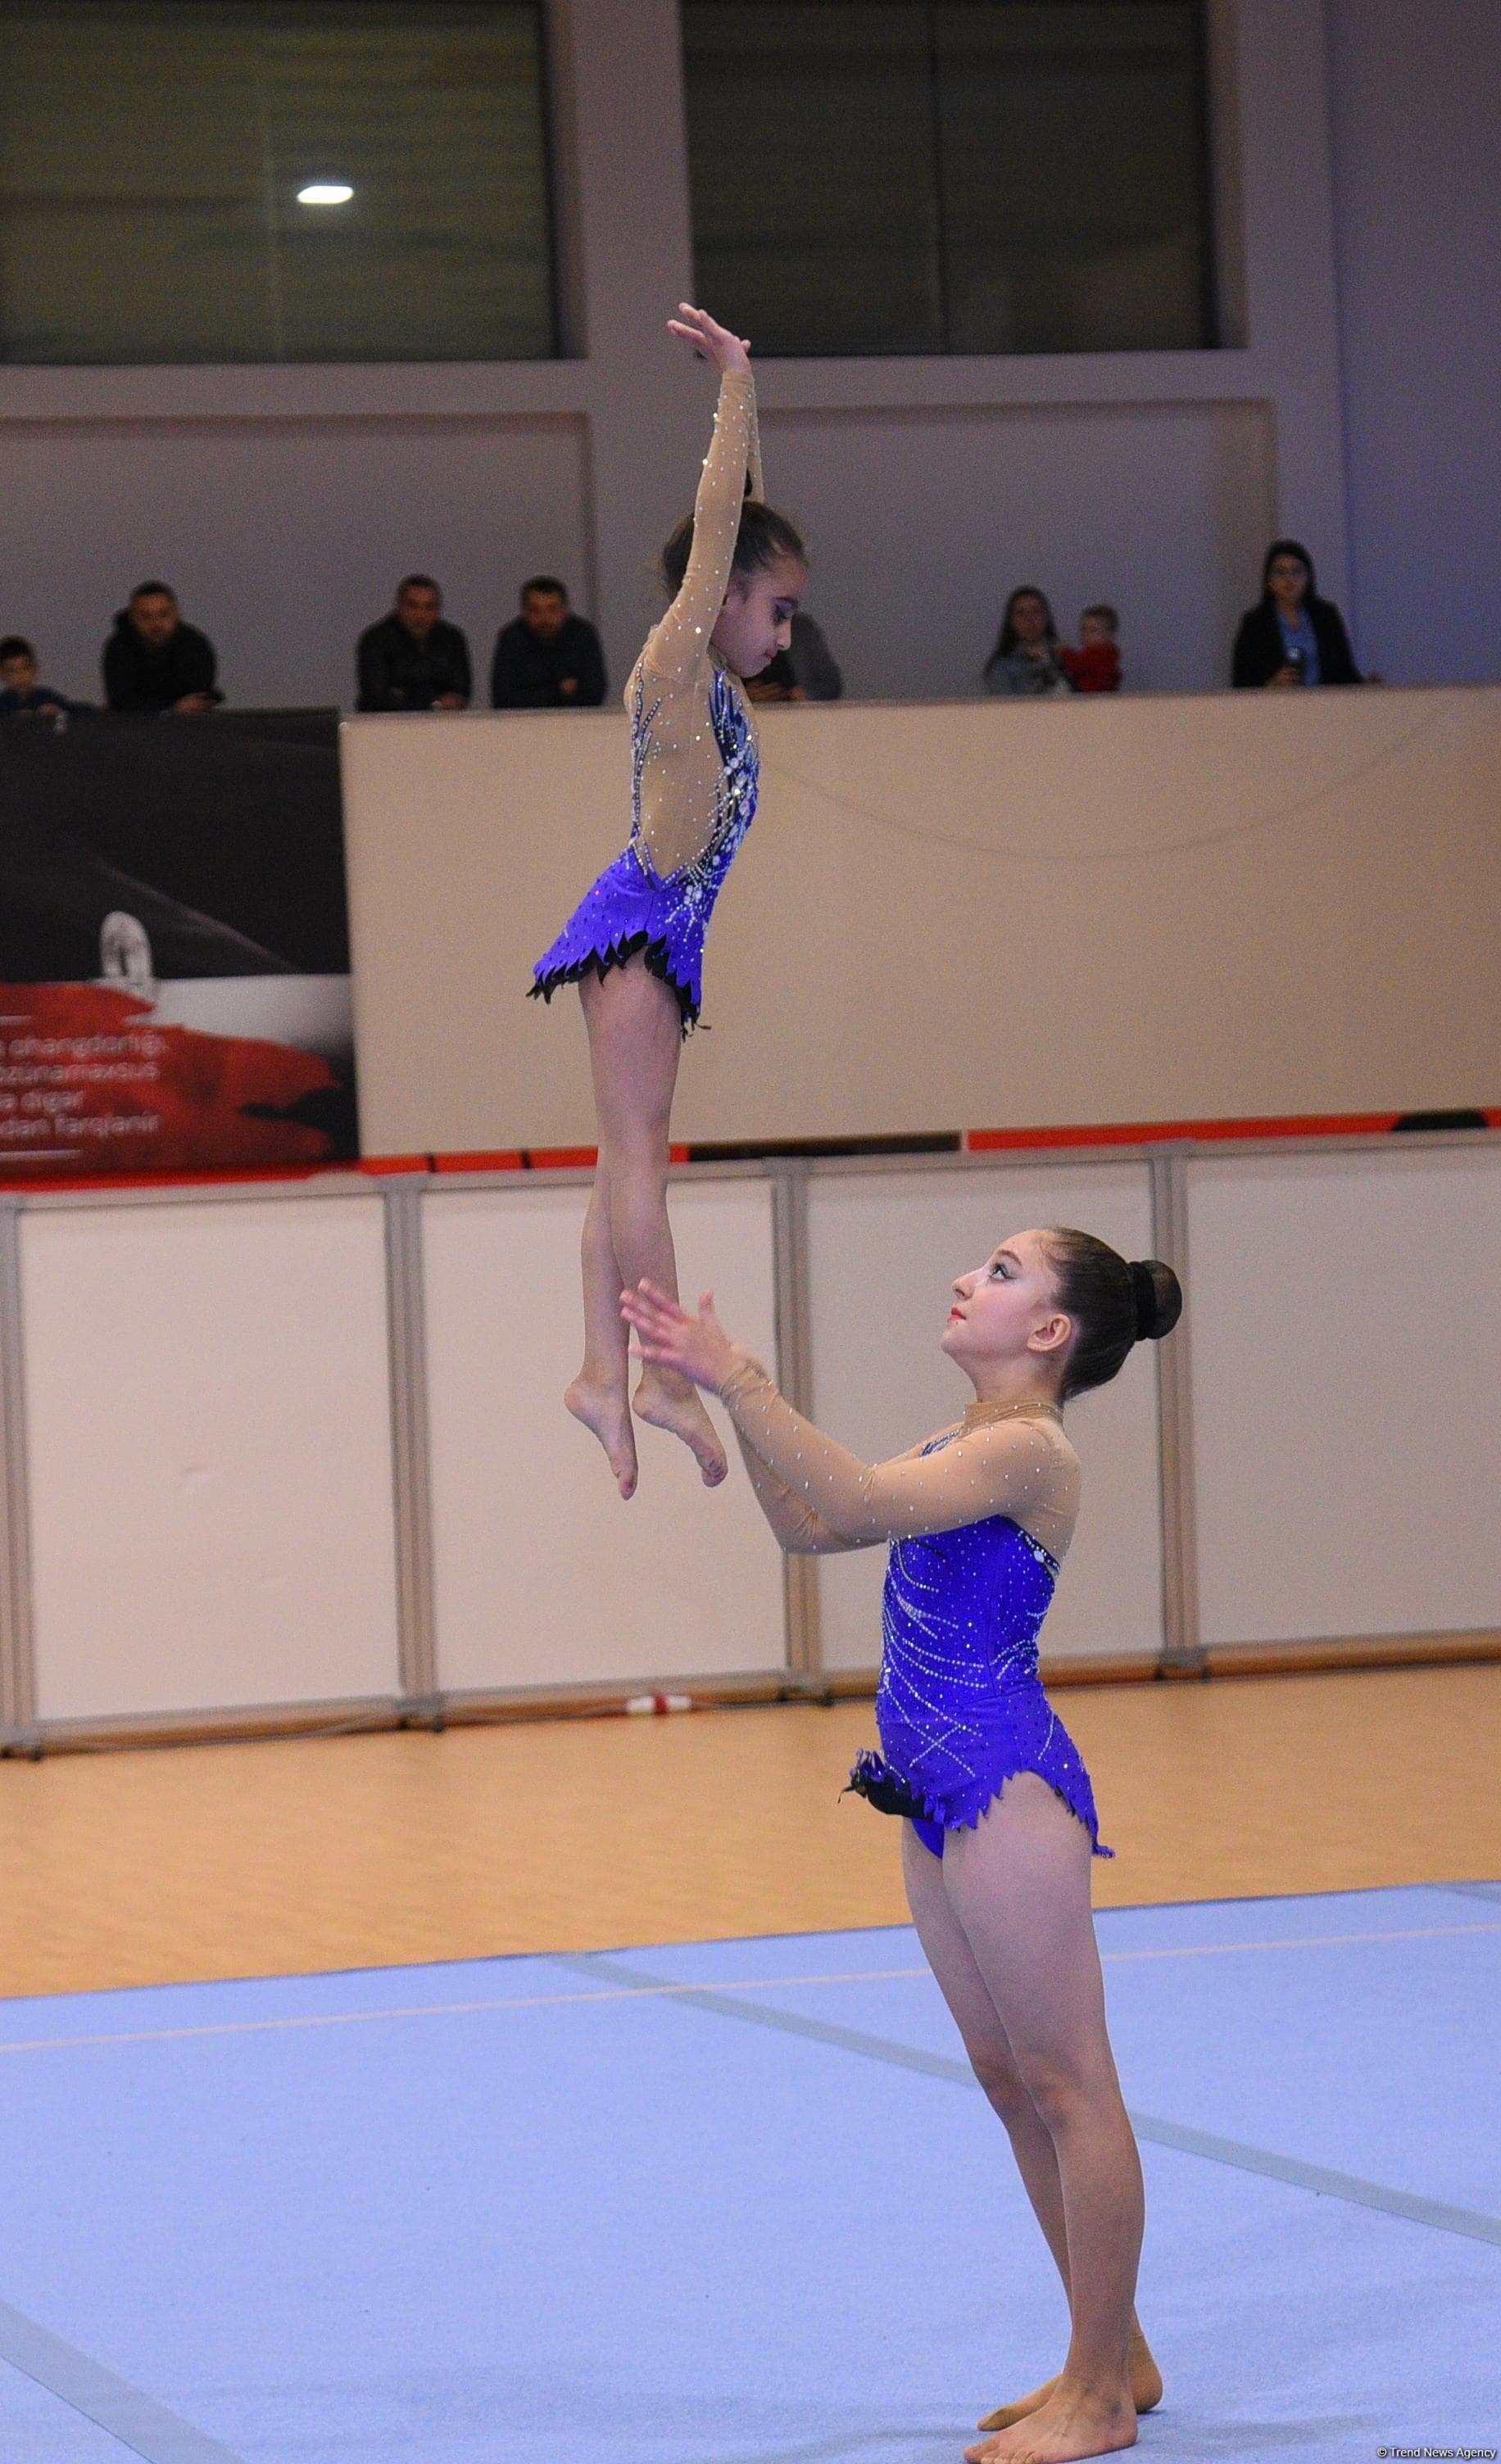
top-left (0, 1200), bottom-right (38, 1742)
top-left (771, 1162), bottom-right (821, 1678)
top-left (1151, 1150), bottom-right (1204, 1672)
top-left (384, 1183), bottom-right (440, 1713)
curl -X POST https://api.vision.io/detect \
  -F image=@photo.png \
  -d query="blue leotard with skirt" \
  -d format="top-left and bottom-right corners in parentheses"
top-left (528, 362), bottom-right (764, 1034)
top-left (849, 1432), bottom-right (1112, 1859)
top-left (528, 664), bottom-right (757, 1030)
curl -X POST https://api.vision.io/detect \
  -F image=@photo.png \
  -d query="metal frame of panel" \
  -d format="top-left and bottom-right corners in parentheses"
top-left (0, 1127), bottom-right (1495, 1749)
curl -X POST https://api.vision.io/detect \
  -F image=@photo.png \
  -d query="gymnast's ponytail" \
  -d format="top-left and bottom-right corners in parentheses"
top-left (1043, 1227), bottom-right (1182, 1402)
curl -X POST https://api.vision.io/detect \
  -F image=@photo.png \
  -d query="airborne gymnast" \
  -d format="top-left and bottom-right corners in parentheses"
top-left (529, 304), bottom-right (805, 1498)
top-left (623, 1229), bottom-right (1181, 2464)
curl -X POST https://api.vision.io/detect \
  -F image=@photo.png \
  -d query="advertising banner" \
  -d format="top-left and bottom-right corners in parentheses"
top-left (0, 709), bottom-right (357, 1175)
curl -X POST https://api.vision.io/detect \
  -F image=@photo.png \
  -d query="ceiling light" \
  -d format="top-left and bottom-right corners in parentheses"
top-left (297, 183), bottom-right (353, 206)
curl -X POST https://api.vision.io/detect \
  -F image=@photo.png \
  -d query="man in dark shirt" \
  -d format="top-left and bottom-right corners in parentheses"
top-left (356, 576), bottom-right (471, 713)
top-left (102, 583), bottom-right (221, 713)
top-left (490, 576), bottom-right (607, 709)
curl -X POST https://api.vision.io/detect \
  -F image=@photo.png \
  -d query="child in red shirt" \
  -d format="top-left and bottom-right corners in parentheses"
top-left (1060, 603), bottom-right (1122, 693)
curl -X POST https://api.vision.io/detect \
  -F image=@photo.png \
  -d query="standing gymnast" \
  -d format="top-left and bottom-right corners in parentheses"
top-left (529, 305), bottom-right (805, 1499)
top-left (622, 1228), bottom-right (1181, 2464)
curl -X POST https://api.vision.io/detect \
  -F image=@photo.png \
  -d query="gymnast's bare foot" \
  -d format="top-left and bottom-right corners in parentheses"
top-left (565, 1377), bottom-right (639, 1499)
top-left (978, 2333), bottom-right (1162, 2435)
top-left (964, 2373), bottom-right (1138, 2462)
top-left (633, 1367), bottom-right (728, 1485)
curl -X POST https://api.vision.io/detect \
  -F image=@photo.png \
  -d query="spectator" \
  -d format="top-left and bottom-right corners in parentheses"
top-left (490, 576), bottom-right (606, 710)
top-left (103, 582), bottom-right (221, 713)
top-left (983, 587), bottom-right (1073, 697)
top-left (357, 576), bottom-right (471, 713)
top-left (1231, 540), bottom-right (1371, 687)
top-left (744, 609), bottom-right (843, 704)
top-left (0, 636), bottom-right (73, 717)
top-left (1060, 605), bottom-right (1122, 694)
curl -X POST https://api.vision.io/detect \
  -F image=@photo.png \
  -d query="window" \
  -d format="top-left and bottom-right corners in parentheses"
top-left (683, 0), bottom-right (1215, 356)
top-left (0, 1), bottom-right (555, 364)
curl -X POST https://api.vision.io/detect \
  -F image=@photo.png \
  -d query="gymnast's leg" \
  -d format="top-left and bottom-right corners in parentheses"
top-left (571, 957), bottom-right (727, 1488)
top-left (939, 1776), bottom-right (1145, 2463)
top-left (901, 1824), bottom-right (1159, 2441)
top-left (567, 1154), bottom-right (639, 1498)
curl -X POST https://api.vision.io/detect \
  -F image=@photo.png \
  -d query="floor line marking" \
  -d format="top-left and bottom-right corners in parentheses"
top-left (554, 1950), bottom-right (1501, 2253)
top-left (1, 1921), bottom-right (1497, 2059)
top-left (0, 1970), bottom-right (928, 2058)
top-left (0, 2297), bottom-right (245, 2462)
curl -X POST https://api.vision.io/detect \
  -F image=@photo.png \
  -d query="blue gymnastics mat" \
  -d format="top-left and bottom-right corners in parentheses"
top-left (0, 1882), bottom-right (1497, 2463)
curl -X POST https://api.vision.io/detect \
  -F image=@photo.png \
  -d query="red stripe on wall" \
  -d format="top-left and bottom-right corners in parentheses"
top-left (431, 1150), bottom-right (527, 1174)
top-left (965, 1112), bottom-right (1425, 1152)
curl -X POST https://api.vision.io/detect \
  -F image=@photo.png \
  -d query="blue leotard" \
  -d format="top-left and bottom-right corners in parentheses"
top-left (528, 664), bottom-right (757, 1029)
top-left (849, 1432), bottom-right (1111, 1859)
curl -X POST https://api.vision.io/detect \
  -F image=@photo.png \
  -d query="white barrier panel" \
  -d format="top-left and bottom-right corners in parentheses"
top-left (1188, 1145), bottom-right (1501, 1646)
top-left (342, 689), bottom-right (1501, 1156)
top-left (21, 1195), bottom-right (401, 1722)
top-left (805, 1163), bottom-right (1164, 1670)
top-left (421, 1177), bottom-right (787, 1692)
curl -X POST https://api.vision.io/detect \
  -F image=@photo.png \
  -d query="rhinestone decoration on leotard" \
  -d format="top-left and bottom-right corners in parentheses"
top-left (529, 368), bottom-right (763, 1031)
top-left (714, 1368), bottom-right (1110, 1857)
top-left (854, 1429), bottom-right (1110, 1855)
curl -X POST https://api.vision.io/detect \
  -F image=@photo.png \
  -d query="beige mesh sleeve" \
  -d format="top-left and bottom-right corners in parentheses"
top-left (731, 1424), bottom-right (872, 1556)
top-left (631, 367), bottom-right (760, 881)
top-left (641, 368), bottom-right (757, 687)
top-left (719, 1359), bottom-right (1080, 1556)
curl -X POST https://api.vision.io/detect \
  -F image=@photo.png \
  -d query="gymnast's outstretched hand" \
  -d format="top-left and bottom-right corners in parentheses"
top-left (621, 1279), bottom-right (743, 1393)
top-left (666, 302), bottom-right (751, 374)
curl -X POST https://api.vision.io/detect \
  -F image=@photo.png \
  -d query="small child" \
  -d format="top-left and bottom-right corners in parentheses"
top-left (0, 636), bottom-right (70, 717)
top-left (1060, 605), bottom-right (1122, 694)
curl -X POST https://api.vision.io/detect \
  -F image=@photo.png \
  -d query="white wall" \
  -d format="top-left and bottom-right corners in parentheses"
top-left (0, 0), bottom-right (1490, 702)
top-left (1188, 1145), bottom-right (1501, 1645)
top-left (422, 1177), bottom-right (786, 1690)
top-left (764, 401), bottom-right (1273, 700)
top-left (0, 0), bottom-right (1363, 709)
top-left (20, 1194), bottom-right (401, 1719)
top-left (1325, 0), bottom-right (1501, 686)
top-left (5, 414), bottom-right (591, 712)
top-left (8, 1139), bottom-right (1498, 1735)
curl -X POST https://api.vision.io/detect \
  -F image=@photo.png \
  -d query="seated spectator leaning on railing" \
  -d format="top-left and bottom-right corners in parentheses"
top-left (0, 636), bottom-right (74, 717)
top-left (489, 577), bottom-right (606, 709)
top-left (744, 609), bottom-right (843, 704)
top-left (1231, 541), bottom-right (1375, 687)
top-left (103, 582), bottom-right (221, 713)
top-left (357, 576), bottom-right (471, 712)
top-left (983, 587), bottom-right (1073, 697)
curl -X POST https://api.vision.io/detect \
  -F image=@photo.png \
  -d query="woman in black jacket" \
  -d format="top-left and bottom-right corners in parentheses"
top-left (1231, 540), bottom-right (1367, 688)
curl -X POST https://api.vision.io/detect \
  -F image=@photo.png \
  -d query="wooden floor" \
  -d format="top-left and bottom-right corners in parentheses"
top-left (2, 1662), bottom-right (1498, 2000)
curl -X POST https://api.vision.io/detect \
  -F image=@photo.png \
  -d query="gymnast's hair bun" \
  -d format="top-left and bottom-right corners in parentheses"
top-left (1130, 1259), bottom-right (1183, 1343)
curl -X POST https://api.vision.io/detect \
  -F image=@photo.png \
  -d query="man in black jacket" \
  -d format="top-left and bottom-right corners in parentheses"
top-left (102, 583), bottom-right (221, 713)
top-left (490, 577), bottom-right (606, 709)
top-left (356, 577), bottom-right (471, 712)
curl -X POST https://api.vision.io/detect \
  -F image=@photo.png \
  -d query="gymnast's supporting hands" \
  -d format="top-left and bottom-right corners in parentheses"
top-left (620, 1279), bottom-right (741, 1393)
